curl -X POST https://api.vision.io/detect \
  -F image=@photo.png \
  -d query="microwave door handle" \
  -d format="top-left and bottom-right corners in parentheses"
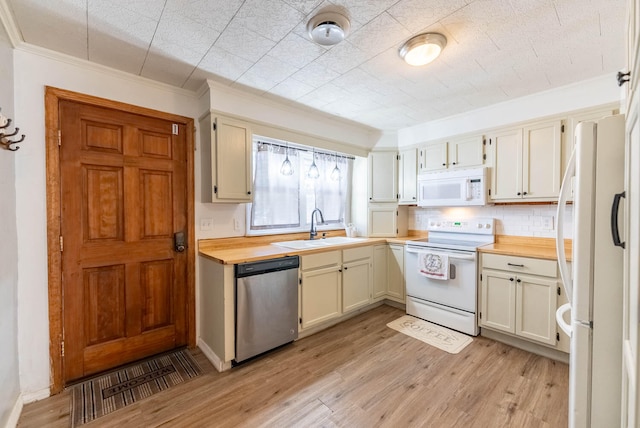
top-left (465, 179), bottom-right (471, 200)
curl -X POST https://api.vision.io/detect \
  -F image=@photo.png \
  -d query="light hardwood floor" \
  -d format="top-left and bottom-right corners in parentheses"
top-left (18, 305), bottom-right (568, 427)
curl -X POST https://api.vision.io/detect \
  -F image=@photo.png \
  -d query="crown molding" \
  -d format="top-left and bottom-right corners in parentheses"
top-left (0, 0), bottom-right (23, 47)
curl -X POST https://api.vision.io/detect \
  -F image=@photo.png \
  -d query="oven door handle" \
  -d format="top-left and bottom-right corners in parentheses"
top-left (405, 247), bottom-right (476, 260)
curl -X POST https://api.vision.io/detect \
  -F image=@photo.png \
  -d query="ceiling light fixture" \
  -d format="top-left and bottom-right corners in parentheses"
top-left (398, 33), bottom-right (447, 66)
top-left (280, 142), bottom-right (294, 176)
top-left (307, 12), bottom-right (350, 46)
top-left (331, 153), bottom-right (341, 181)
top-left (308, 148), bottom-right (320, 179)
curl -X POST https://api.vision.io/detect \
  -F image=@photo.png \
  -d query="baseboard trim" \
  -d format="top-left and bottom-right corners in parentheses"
top-left (4, 393), bottom-right (23, 428)
top-left (21, 388), bottom-right (50, 404)
top-left (197, 339), bottom-right (231, 372)
top-left (481, 328), bottom-right (570, 364)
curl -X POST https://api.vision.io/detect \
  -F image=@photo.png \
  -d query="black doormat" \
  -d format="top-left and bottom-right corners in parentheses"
top-left (70, 348), bottom-right (202, 426)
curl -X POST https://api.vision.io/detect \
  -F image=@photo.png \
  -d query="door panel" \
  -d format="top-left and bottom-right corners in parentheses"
top-left (60, 100), bottom-right (188, 382)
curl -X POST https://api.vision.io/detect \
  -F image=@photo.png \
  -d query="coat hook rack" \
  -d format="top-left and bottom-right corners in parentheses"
top-left (0, 108), bottom-right (26, 151)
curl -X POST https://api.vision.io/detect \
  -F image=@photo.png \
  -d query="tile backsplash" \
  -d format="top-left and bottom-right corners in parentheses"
top-left (408, 204), bottom-right (573, 239)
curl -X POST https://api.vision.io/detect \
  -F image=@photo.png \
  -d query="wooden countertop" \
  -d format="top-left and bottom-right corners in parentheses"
top-left (198, 232), bottom-right (422, 265)
top-left (478, 235), bottom-right (572, 261)
top-left (199, 232), bottom-right (571, 264)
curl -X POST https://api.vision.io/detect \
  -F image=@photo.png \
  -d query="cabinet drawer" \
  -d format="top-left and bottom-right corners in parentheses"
top-left (301, 251), bottom-right (341, 271)
top-left (482, 253), bottom-right (557, 278)
top-left (343, 246), bottom-right (372, 263)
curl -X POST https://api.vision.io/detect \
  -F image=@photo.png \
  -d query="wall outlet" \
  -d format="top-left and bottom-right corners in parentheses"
top-left (234, 218), bottom-right (241, 231)
top-left (200, 218), bottom-right (213, 231)
top-left (541, 216), bottom-right (554, 230)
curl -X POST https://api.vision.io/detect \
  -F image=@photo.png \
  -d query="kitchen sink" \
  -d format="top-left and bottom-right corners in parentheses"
top-left (272, 236), bottom-right (366, 250)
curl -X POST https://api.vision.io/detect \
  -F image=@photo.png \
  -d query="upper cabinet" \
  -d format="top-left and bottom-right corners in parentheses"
top-left (200, 113), bottom-right (253, 203)
top-left (368, 151), bottom-right (398, 203)
top-left (489, 119), bottom-right (562, 202)
top-left (419, 135), bottom-right (484, 173)
top-left (398, 148), bottom-right (417, 205)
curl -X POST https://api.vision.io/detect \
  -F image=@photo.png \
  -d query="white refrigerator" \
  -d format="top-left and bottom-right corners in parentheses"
top-left (556, 114), bottom-right (625, 427)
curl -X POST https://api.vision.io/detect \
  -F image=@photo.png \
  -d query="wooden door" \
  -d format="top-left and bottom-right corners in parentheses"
top-left (59, 100), bottom-right (189, 382)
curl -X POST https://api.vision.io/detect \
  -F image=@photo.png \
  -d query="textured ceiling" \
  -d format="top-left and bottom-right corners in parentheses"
top-left (4, 0), bottom-right (626, 131)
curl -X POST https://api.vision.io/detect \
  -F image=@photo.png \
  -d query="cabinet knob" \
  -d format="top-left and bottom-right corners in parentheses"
top-left (344, 266), bottom-right (348, 270)
top-left (247, 191), bottom-right (251, 195)
top-left (516, 278), bottom-right (522, 283)
top-left (517, 192), bottom-right (521, 196)
top-left (442, 163), bottom-right (446, 166)
top-left (452, 162), bottom-right (457, 165)
top-left (509, 277), bottom-right (514, 282)
top-left (413, 197), bottom-right (416, 200)
top-left (523, 191), bottom-right (528, 195)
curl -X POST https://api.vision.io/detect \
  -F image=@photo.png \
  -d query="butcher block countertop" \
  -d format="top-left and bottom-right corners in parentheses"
top-left (198, 231), bottom-right (425, 265)
top-left (479, 235), bottom-right (572, 261)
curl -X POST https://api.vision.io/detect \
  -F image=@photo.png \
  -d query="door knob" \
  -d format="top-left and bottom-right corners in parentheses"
top-left (174, 232), bottom-right (186, 252)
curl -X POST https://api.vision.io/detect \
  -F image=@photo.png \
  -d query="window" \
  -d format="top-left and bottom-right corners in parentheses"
top-left (249, 138), bottom-right (352, 234)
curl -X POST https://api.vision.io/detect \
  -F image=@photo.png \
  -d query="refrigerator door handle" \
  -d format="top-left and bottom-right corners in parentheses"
top-left (556, 146), bottom-right (576, 303)
top-left (611, 191), bottom-right (626, 249)
top-left (556, 303), bottom-right (572, 337)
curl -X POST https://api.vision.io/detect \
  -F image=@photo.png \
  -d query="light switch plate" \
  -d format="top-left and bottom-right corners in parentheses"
top-left (541, 216), bottom-right (554, 230)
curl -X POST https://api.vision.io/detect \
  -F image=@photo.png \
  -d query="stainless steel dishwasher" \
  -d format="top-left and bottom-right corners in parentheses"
top-left (234, 256), bottom-right (299, 364)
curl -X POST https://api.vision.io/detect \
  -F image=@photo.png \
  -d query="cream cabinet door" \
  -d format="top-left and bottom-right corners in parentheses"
top-left (368, 204), bottom-right (397, 237)
top-left (213, 115), bottom-right (253, 202)
top-left (300, 266), bottom-right (341, 330)
top-left (372, 245), bottom-right (388, 300)
top-left (515, 274), bottom-right (557, 346)
top-left (480, 269), bottom-right (516, 333)
top-left (387, 244), bottom-right (405, 302)
top-left (369, 151), bottom-right (398, 202)
top-left (342, 259), bottom-right (371, 313)
top-left (419, 141), bottom-right (447, 172)
top-left (490, 128), bottom-right (523, 201)
top-left (398, 148), bottom-right (417, 204)
top-left (522, 120), bottom-right (562, 200)
top-left (449, 135), bottom-right (484, 169)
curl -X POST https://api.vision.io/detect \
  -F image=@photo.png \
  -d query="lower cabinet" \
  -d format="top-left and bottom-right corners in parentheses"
top-left (300, 251), bottom-right (342, 330)
top-left (480, 253), bottom-right (562, 349)
top-left (372, 243), bottom-right (405, 303)
top-left (342, 246), bottom-right (373, 313)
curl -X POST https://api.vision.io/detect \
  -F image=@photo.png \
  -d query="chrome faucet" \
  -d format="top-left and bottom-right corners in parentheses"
top-left (309, 208), bottom-right (325, 240)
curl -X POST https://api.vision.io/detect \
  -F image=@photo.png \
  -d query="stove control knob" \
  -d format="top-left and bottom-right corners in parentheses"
top-left (485, 223), bottom-right (492, 229)
top-left (477, 223), bottom-right (483, 229)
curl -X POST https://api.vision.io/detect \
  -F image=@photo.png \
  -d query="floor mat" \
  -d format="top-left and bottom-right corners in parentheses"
top-left (387, 315), bottom-right (473, 354)
top-left (70, 348), bottom-right (202, 426)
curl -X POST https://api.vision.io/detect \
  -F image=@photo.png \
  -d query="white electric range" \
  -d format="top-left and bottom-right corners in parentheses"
top-left (405, 218), bottom-right (495, 336)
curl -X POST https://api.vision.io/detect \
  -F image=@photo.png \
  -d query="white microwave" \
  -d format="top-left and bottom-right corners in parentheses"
top-left (417, 167), bottom-right (490, 207)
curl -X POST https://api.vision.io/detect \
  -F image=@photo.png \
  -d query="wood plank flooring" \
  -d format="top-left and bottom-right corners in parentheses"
top-left (18, 305), bottom-right (568, 427)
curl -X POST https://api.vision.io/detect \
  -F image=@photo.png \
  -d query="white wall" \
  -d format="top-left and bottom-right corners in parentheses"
top-left (398, 74), bottom-right (621, 146)
top-left (0, 25), bottom-right (21, 427)
top-left (13, 47), bottom-right (200, 399)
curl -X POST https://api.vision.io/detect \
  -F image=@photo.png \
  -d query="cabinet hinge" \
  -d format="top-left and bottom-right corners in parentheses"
top-left (397, 194), bottom-right (400, 200)
top-left (57, 129), bottom-right (61, 146)
top-left (61, 340), bottom-right (65, 356)
top-left (483, 154), bottom-right (486, 160)
top-left (214, 185), bottom-right (218, 194)
top-left (557, 286), bottom-right (561, 296)
top-left (299, 317), bottom-right (302, 324)
top-left (489, 138), bottom-right (492, 145)
top-left (479, 312), bottom-right (482, 320)
top-left (299, 278), bottom-right (302, 285)
top-left (480, 273), bottom-right (482, 281)
top-left (212, 122), bottom-right (217, 131)
top-left (172, 124), bottom-right (179, 135)
top-left (556, 332), bottom-right (560, 342)
top-left (59, 236), bottom-right (64, 252)
top-left (483, 138), bottom-right (486, 146)
top-left (397, 154), bottom-right (401, 160)
top-left (488, 189), bottom-right (491, 196)
top-left (561, 124), bottom-right (565, 133)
